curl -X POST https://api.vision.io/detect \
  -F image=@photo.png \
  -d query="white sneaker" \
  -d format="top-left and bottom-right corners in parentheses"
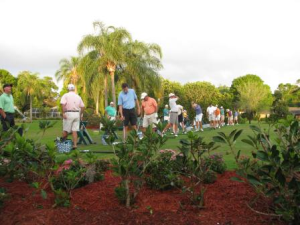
top-left (201, 129), bottom-right (204, 132)
top-left (174, 134), bottom-right (178, 137)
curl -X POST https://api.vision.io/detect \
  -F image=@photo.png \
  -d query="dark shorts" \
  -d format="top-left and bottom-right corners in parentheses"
top-left (123, 108), bottom-right (137, 127)
top-left (1, 113), bottom-right (15, 131)
top-left (178, 114), bottom-right (183, 123)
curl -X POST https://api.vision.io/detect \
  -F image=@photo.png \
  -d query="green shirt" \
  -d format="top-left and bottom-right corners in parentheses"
top-left (105, 106), bottom-right (116, 117)
top-left (0, 93), bottom-right (15, 113)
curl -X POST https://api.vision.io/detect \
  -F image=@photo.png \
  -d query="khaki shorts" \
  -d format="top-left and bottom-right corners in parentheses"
top-left (209, 114), bottom-right (215, 122)
top-left (63, 112), bottom-right (80, 133)
top-left (143, 113), bottom-right (157, 128)
top-left (215, 115), bottom-right (221, 121)
top-left (169, 112), bottom-right (178, 125)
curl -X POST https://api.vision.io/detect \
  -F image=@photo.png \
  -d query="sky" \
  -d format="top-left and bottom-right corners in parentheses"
top-left (0, 0), bottom-right (300, 91)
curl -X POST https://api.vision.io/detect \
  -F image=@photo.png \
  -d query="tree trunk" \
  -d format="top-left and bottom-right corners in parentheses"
top-left (104, 74), bottom-right (108, 108)
top-left (125, 179), bottom-right (130, 208)
top-left (110, 71), bottom-right (116, 108)
top-left (30, 95), bottom-right (33, 122)
top-left (95, 92), bottom-right (99, 115)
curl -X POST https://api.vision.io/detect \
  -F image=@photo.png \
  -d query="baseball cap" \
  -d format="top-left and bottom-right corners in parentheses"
top-left (169, 93), bottom-right (175, 97)
top-left (165, 104), bottom-right (168, 107)
top-left (3, 84), bottom-right (13, 89)
top-left (67, 84), bottom-right (75, 90)
top-left (141, 92), bottom-right (148, 100)
top-left (110, 102), bottom-right (114, 105)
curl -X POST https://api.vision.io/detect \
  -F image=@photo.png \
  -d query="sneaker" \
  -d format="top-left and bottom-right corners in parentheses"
top-left (200, 129), bottom-right (204, 132)
top-left (174, 134), bottom-right (178, 137)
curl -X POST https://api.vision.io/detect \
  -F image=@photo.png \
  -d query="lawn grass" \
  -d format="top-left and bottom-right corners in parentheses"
top-left (20, 120), bottom-right (274, 170)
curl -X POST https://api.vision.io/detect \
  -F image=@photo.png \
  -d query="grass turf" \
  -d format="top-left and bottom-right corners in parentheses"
top-left (20, 120), bottom-right (274, 170)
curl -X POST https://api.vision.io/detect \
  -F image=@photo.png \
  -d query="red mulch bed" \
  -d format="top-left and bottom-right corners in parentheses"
top-left (0, 171), bottom-right (285, 225)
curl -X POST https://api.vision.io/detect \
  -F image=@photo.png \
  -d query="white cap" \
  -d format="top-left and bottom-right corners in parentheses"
top-left (141, 92), bottom-right (148, 100)
top-left (165, 104), bottom-right (168, 107)
top-left (169, 93), bottom-right (175, 97)
top-left (110, 102), bottom-right (114, 105)
top-left (67, 84), bottom-right (75, 91)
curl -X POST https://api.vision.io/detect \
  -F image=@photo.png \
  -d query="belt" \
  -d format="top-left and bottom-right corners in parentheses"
top-left (5, 112), bottom-right (14, 115)
top-left (170, 111), bottom-right (178, 113)
top-left (65, 110), bottom-right (79, 112)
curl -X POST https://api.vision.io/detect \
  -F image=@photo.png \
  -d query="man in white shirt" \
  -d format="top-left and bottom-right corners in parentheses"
top-left (207, 104), bottom-right (216, 129)
top-left (60, 84), bottom-right (85, 149)
top-left (162, 93), bottom-right (179, 137)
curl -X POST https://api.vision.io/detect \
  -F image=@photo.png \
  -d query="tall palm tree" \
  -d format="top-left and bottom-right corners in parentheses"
top-left (55, 56), bottom-right (81, 93)
top-left (18, 71), bottom-right (43, 122)
top-left (78, 21), bottom-right (132, 108)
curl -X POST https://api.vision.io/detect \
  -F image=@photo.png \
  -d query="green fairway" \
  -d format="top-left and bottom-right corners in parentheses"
top-left (20, 120), bottom-right (274, 170)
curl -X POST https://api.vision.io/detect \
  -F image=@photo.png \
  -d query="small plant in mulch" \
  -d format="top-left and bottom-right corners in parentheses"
top-left (204, 153), bottom-right (227, 174)
top-left (213, 116), bottom-right (300, 224)
top-left (178, 131), bottom-right (220, 208)
top-left (145, 149), bottom-right (183, 190)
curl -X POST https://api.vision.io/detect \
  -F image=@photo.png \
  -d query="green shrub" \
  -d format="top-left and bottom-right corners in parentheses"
top-left (204, 153), bottom-right (227, 174)
top-left (145, 150), bottom-right (183, 190)
top-left (0, 187), bottom-right (9, 208)
top-left (203, 170), bottom-right (217, 184)
top-left (213, 120), bottom-right (300, 223)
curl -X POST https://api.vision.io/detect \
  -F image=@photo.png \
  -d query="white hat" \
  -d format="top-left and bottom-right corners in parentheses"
top-left (110, 102), bottom-right (114, 105)
top-left (221, 106), bottom-right (223, 109)
top-left (165, 104), bottom-right (168, 108)
top-left (141, 92), bottom-right (148, 100)
top-left (169, 93), bottom-right (175, 97)
top-left (67, 84), bottom-right (75, 91)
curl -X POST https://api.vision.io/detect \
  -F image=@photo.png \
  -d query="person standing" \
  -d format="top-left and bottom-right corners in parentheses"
top-left (214, 105), bottom-right (221, 129)
top-left (220, 106), bottom-right (225, 126)
top-left (0, 84), bottom-right (17, 132)
top-left (140, 92), bottom-right (158, 131)
top-left (207, 104), bottom-right (216, 128)
top-left (105, 102), bottom-right (117, 120)
top-left (162, 93), bottom-right (179, 137)
top-left (234, 110), bottom-right (239, 125)
top-left (193, 103), bottom-right (203, 131)
top-left (163, 104), bottom-right (170, 123)
top-left (118, 83), bottom-right (140, 134)
top-left (60, 84), bottom-right (85, 150)
top-left (177, 104), bottom-right (185, 134)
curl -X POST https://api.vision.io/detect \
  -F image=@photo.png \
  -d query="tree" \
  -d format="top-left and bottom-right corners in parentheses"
top-left (269, 90), bottom-right (290, 121)
top-left (231, 74), bottom-right (273, 123)
top-left (183, 82), bottom-right (221, 118)
top-left (55, 57), bottom-right (82, 93)
top-left (0, 69), bottom-right (17, 94)
top-left (276, 81), bottom-right (300, 107)
top-left (17, 71), bottom-right (43, 122)
top-left (78, 21), bottom-right (132, 108)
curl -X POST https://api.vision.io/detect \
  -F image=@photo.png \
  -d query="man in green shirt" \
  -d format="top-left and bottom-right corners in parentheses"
top-left (105, 102), bottom-right (117, 120)
top-left (0, 84), bottom-right (16, 131)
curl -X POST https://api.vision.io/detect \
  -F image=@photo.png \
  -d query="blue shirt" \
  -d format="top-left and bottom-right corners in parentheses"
top-left (163, 108), bottom-right (169, 116)
top-left (118, 89), bottom-right (137, 109)
top-left (195, 104), bottom-right (202, 115)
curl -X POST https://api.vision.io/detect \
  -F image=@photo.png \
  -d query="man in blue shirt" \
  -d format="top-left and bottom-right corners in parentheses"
top-left (193, 103), bottom-right (204, 131)
top-left (118, 83), bottom-right (140, 133)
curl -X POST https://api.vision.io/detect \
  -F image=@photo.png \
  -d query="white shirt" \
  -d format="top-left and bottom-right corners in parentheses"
top-left (169, 98), bottom-right (178, 112)
top-left (207, 106), bottom-right (216, 115)
top-left (177, 105), bottom-right (183, 115)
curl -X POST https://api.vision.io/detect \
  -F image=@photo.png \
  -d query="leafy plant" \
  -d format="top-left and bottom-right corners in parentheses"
top-left (204, 153), bottom-right (227, 174)
top-left (0, 187), bottom-right (9, 208)
top-left (213, 120), bottom-right (300, 223)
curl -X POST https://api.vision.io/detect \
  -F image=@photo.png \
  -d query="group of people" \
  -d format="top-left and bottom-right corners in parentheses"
top-left (0, 82), bottom-right (240, 148)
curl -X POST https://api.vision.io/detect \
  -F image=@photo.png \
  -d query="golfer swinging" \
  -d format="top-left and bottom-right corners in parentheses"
top-left (118, 83), bottom-right (140, 139)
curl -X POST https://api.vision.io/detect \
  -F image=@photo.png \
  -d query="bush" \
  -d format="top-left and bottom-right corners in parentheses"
top-left (203, 170), bottom-right (217, 184)
top-left (204, 153), bottom-right (227, 174)
top-left (145, 150), bottom-right (183, 190)
top-left (213, 120), bottom-right (300, 223)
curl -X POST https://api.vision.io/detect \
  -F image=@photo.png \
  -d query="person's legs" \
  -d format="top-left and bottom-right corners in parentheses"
top-left (72, 131), bottom-right (78, 148)
top-left (0, 117), bottom-right (9, 131)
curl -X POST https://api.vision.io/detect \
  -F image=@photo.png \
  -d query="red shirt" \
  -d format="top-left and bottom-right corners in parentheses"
top-left (142, 97), bottom-right (157, 115)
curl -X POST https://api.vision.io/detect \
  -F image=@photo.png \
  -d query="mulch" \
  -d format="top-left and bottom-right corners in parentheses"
top-left (0, 171), bottom-right (286, 225)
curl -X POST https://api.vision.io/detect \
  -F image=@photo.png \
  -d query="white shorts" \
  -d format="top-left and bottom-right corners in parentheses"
top-left (209, 114), bottom-right (215, 122)
top-left (195, 113), bottom-right (203, 122)
top-left (164, 116), bottom-right (170, 122)
top-left (234, 116), bottom-right (238, 120)
top-left (143, 113), bottom-right (157, 128)
top-left (63, 112), bottom-right (80, 133)
top-left (215, 115), bottom-right (221, 121)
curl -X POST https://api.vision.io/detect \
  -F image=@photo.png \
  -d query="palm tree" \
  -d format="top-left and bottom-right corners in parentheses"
top-left (55, 57), bottom-right (81, 93)
top-left (78, 21), bottom-right (132, 108)
top-left (17, 71), bottom-right (43, 122)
